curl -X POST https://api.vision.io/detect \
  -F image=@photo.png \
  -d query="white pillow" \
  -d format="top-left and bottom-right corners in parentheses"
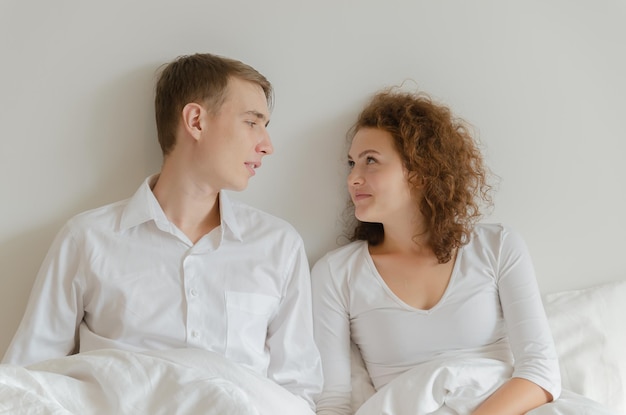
top-left (543, 278), bottom-right (626, 415)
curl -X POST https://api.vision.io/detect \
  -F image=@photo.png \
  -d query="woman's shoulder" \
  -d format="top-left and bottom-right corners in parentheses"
top-left (471, 223), bottom-right (522, 241)
top-left (468, 223), bottom-right (529, 254)
top-left (312, 240), bottom-right (368, 270)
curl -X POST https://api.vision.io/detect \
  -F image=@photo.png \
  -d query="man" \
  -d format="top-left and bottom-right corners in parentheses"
top-left (2, 53), bottom-right (322, 408)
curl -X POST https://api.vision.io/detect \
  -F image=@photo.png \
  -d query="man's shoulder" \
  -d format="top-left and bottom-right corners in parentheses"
top-left (229, 198), bottom-right (303, 240)
top-left (229, 198), bottom-right (294, 227)
top-left (66, 198), bottom-right (130, 230)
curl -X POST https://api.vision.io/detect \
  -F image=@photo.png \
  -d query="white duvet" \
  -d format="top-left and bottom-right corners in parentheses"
top-left (0, 348), bottom-right (314, 415)
top-left (352, 356), bottom-right (617, 415)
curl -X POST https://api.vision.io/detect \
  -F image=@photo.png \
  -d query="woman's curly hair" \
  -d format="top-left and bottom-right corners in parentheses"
top-left (346, 88), bottom-right (494, 263)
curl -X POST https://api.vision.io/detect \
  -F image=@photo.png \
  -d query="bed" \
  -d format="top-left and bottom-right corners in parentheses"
top-left (1, 278), bottom-right (624, 414)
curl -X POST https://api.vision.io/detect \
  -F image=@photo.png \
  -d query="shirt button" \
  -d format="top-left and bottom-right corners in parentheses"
top-left (191, 330), bottom-right (200, 338)
top-left (190, 288), bottom-right (198, 297)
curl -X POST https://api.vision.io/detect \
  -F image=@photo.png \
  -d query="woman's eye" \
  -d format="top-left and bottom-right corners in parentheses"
top-left (366, 156), bottom-right (376, 164)
top-left (347, 160), bottom-right (355, 168)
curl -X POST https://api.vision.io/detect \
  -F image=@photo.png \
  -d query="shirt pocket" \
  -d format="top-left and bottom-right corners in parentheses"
top-left (225, 291), bottom-right (280, 367)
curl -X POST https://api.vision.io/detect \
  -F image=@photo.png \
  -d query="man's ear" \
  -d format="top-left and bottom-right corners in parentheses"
top-left (181, 103), bottom-right (205, 141)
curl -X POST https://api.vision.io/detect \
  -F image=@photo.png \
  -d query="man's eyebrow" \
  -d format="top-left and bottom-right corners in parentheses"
top-left (244, 110), bottom-right (270, 126)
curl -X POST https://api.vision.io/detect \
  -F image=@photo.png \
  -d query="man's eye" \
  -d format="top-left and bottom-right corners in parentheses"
top-left (246, 121), bottom-right (256, 127)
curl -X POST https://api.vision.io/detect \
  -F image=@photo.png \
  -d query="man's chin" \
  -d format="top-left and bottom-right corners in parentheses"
top-left (226, 180), bottom-right (250, 192)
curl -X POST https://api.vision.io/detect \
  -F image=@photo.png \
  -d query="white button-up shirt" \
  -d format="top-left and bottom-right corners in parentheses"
top-left (3, 175), bottom-right (323, 407)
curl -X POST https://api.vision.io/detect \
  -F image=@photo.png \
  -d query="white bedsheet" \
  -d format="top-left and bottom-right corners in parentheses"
top-left (0, 348), bottom-right (314, 415)
top-left (353, 357), bottom-right (617, 415)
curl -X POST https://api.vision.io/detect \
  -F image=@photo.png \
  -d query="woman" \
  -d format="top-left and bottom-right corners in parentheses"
top-left (311, 88), bottom-right (612, 415)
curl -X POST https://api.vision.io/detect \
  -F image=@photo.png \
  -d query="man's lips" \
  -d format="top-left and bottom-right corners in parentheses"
top-left (245, 162), bottom-right (261, 176)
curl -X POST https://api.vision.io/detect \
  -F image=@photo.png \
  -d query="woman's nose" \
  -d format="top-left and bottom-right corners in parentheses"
top-left (348, 168), bottom-right (363, 186)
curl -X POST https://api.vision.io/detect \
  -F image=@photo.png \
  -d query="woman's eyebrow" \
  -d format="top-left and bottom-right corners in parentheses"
top-left (348, 149), bottom-right (381, 160)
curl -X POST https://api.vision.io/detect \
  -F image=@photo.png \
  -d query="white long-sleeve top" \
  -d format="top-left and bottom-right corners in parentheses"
top-left (3, 175), bottom-right (323, 408)
top-left (311, 224), bottom-right (561, 415)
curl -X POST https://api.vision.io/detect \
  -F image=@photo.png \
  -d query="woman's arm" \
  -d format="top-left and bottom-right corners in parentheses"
top-left (481, 226), bottom-right (561, 413)
top-left (311, 253), bottom-right (354, 415)
top-left (471, 377), bottom-right (552, 415)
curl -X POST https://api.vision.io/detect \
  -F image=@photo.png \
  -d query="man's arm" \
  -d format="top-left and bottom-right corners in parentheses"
top-left (2, 223), bottom-right (84, 366)
top-left (265, 239), bottom-right (323, 410)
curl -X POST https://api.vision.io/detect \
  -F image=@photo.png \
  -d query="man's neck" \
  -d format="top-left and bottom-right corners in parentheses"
top-left (152, 163), bottom-right (221, 244)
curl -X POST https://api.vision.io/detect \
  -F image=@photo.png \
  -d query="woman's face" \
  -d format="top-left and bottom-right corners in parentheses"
top-left (347, 128), bottom-right (416, 225)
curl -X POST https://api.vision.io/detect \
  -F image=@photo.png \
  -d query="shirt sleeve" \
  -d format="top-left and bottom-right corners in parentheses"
top-left (311, 253), bottom-right (353, 415)
top-left (496, 226), bottom-right (562, 399)
top-left (265, 238), bottom-right (323, 410)
top-left (2, 222), bottom-right (84, 366)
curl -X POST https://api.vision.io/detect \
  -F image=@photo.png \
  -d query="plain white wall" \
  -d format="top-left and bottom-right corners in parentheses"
top-left (1, 0), bottom-right (625, 356)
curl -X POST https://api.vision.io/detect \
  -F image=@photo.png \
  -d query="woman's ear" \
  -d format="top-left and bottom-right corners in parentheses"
top-left (407, 171), bottom-right (427, 188)
top-left (181, 103), bottom-right (205, 141)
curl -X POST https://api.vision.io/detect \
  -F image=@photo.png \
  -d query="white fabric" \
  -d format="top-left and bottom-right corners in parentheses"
top-left (349, 341), bottom-right (376, 412)
top-left (544, 278), bottom-right (626, 415)
top-left (351, 357), bottom-right (616, 415)
top-left (312, 224), bottom-right (561, 415)
top-left (347, 278), bottom-right (626, 415)
top-left (2, 175), bottom-right (322, 407)
top-left (0, 348), bottom-right (315, 415)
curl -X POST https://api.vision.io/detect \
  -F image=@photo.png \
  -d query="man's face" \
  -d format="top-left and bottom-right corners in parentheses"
top-left (193, 77), bottom-right (273, 192)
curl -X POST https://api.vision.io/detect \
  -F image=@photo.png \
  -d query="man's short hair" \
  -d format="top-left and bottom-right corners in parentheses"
top-left (154, 53), bottom-right (273, 156)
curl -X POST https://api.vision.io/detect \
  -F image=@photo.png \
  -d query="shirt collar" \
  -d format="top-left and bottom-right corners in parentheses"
top-left (218, 190), bottom-right (243, 242)
top-left (119, 174), bottom-right (167, 231)
top-left (119, 175), bottom-right (243, 242)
